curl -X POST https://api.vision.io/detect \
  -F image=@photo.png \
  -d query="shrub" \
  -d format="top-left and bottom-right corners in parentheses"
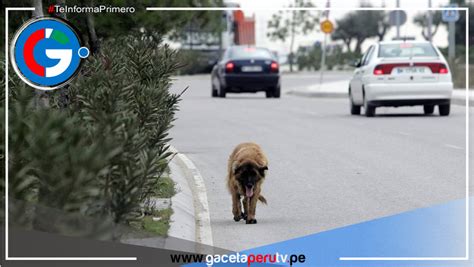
top-left (3, 34), bottom-right (182, 238)
top-left (296, 45), bottom-right (322, 71)
top-left (66, 36), bottom-right (182, 224)
top-left (296, 44), bottom-right (359, 71)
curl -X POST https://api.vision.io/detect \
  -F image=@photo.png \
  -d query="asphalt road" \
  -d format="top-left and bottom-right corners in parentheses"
top-left (169, 72), bottom-right (472, 252)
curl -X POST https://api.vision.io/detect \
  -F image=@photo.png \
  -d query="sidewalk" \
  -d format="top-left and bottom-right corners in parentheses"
top-left (122, 148), bottom-right (213, 253)
top-left (287, 80), bottom-right (474, 106)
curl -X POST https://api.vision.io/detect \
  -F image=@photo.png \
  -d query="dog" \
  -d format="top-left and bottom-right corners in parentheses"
top-left (227, 142), bottom-right (268, 224)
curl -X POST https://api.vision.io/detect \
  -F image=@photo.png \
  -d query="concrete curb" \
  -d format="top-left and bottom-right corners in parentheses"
top-left (168, 145), bottom-right (213, 247)
top-left (166, 157), bottom-right (195, 243)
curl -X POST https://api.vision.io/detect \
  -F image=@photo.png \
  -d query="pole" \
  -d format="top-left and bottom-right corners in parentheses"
top-left (427, 0), bottom-right (433, 41)
top-left (319, 0), bottom-right (330, 89)
top-left (448, 21), bottom-right (455, 61)
top-left (319, 34), bottom-right (327, 88)
top-left (396, 0), bottom-right (401, 39)
top-left (396, 0), bottom-right (400, 38)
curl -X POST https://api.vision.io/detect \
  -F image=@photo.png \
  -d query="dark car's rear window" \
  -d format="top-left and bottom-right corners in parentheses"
top-left (229, 47), bottom-right (273, 59)
top-left (378, 43), bottom-right (439, 58)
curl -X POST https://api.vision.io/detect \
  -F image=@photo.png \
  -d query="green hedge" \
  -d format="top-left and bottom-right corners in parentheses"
top-left (1, 35), bottom-right (183, 239)
top-left (296, 45), bottom-right (361, 71)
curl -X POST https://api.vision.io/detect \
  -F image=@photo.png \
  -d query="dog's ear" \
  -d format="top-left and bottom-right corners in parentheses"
top-left (258, 166), bottom-right (268, 177)
top-left (232, 162), bottom-right (241, 175)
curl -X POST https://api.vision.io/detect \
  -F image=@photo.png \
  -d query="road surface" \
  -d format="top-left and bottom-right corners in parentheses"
top-left (169, 72), bottom-right (471, 251)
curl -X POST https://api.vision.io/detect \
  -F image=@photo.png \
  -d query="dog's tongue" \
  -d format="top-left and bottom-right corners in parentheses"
top-left (245, 186), bottom-right (254, 198)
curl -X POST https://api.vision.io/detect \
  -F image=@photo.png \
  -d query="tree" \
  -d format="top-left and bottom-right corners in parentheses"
top-left (375, 11), bottom-right (391, 41)
top-left (77, 0), bottom-right (224, 41)
top-left (454, 3), bottom-right (474, 46)
top-left (413, 11), bottom-right (443, 41)
top-left (2, 0), bottom-right (224, 53)
top-left (332, 7), bottom-right (389, 54)
top-left (331, 15), bottom-right (355, 53)
top-left (267, 0), bottom-right (320, 72)
top-left (31, 0), bottom-right (43, 17)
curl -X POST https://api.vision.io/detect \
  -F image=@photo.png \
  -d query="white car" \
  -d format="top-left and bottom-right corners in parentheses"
top-left (349, 41), bottom-right (453, 117)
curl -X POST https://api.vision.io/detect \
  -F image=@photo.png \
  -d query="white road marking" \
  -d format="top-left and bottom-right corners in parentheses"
top-left (444, 144), bottom-right (464, 150)
top-left (397, 131), bottom-right (412, 136)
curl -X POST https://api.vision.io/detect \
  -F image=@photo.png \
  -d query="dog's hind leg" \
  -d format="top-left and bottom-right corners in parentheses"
top-left (246, 196), bottom-right (258, 224)
top-left (232, 193), bottom-right (243, 221)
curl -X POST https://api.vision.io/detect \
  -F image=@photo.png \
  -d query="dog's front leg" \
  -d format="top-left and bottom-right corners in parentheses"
top-left (246, 195), bottom-right (258, 224)
top-left (232, 193), bottom-right (243, 221)
top-left (242, 197), bottom-right (249, 220)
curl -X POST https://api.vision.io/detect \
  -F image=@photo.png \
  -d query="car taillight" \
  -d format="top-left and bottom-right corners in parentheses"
top-left (225, 62), bottom-right (234, 73)
top-left (373, 68), bottom-right (384, 75)
top-left (270, 61), bottom-right (279, 72)
top-left (373, 62), bottom-right (449, 75)
top-left (417, 63), bottom-right (448, 74)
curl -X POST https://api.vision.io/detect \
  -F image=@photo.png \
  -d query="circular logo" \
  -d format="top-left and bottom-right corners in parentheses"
top-left (10, 17), bottom-right (89, 90)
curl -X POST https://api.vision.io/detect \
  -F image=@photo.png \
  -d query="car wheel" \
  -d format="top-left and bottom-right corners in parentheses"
top-left (211, 83), bottom-right (218, 97)
top-left (273, 86), bottom-right (281, 98)
top-left (423, 105), bottom-right (435, 115)
top-left (218, 82), bottom-right (226, 98)
top-left (365, 104), bottom-right (375, 117)
top-left (439, 104), bottom-right (450, 116)
top-left (349, 90), bottom-right (361, 115)
top-left (363, 93), bottom-right (375, 117)
top-left (351, 102), bottom-right (361, 115)
top-left (265, 90), bottom-right (273, 98)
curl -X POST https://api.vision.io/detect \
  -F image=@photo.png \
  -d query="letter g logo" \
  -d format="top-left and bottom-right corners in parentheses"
top-left (10, 17), bottom-right (89, 90)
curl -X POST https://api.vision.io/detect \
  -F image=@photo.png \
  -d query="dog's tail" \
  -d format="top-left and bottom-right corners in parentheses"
top-left (258, 195), bottom-right (267, 205)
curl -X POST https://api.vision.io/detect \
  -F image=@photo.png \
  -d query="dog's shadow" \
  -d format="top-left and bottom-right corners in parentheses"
top-left (211, 214), bottom-right (293, 227)
top-left (211, 217), bottom-right (264, 225)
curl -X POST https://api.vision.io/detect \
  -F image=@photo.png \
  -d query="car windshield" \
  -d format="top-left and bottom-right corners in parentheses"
top-left (229, 47), bottom-right (273, 59)
top-left (378, 43), bottom-right (439, 58)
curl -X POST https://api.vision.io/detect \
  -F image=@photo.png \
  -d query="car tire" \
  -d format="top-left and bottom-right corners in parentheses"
top-left (218, 82), bottom-right (226, 98)
top-left (211, 83), bottom-right (218, 97)
top-left (365, 104), bottom-right (375, 117)
top-left (351, 102), bottom-right (361, 115)
top-left (266, 90), bottom-right (273, 98)
top-left (363, 92), bottom-right (375, 117)
top-left (439, 104), bottom-right (450, 116)
top-left (423, 105), bottom-right (435, 115)
top-left (273, 86), bottom-right (281, 98)
top-left (349, 90), bottom-right (361, 115)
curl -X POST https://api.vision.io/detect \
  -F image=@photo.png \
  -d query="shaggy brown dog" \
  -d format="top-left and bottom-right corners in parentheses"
top-left (227, 142), bottom-right (268, 224)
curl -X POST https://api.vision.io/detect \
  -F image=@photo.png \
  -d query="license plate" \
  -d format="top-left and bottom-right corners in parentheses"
top-left (241, 66), bottom-right (262, 72)
top-left (394, 67), bottom-right (427, 74)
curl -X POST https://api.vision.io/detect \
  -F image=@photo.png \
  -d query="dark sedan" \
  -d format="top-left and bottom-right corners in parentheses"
top-left (211, 46), bottom-right (281, 98)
